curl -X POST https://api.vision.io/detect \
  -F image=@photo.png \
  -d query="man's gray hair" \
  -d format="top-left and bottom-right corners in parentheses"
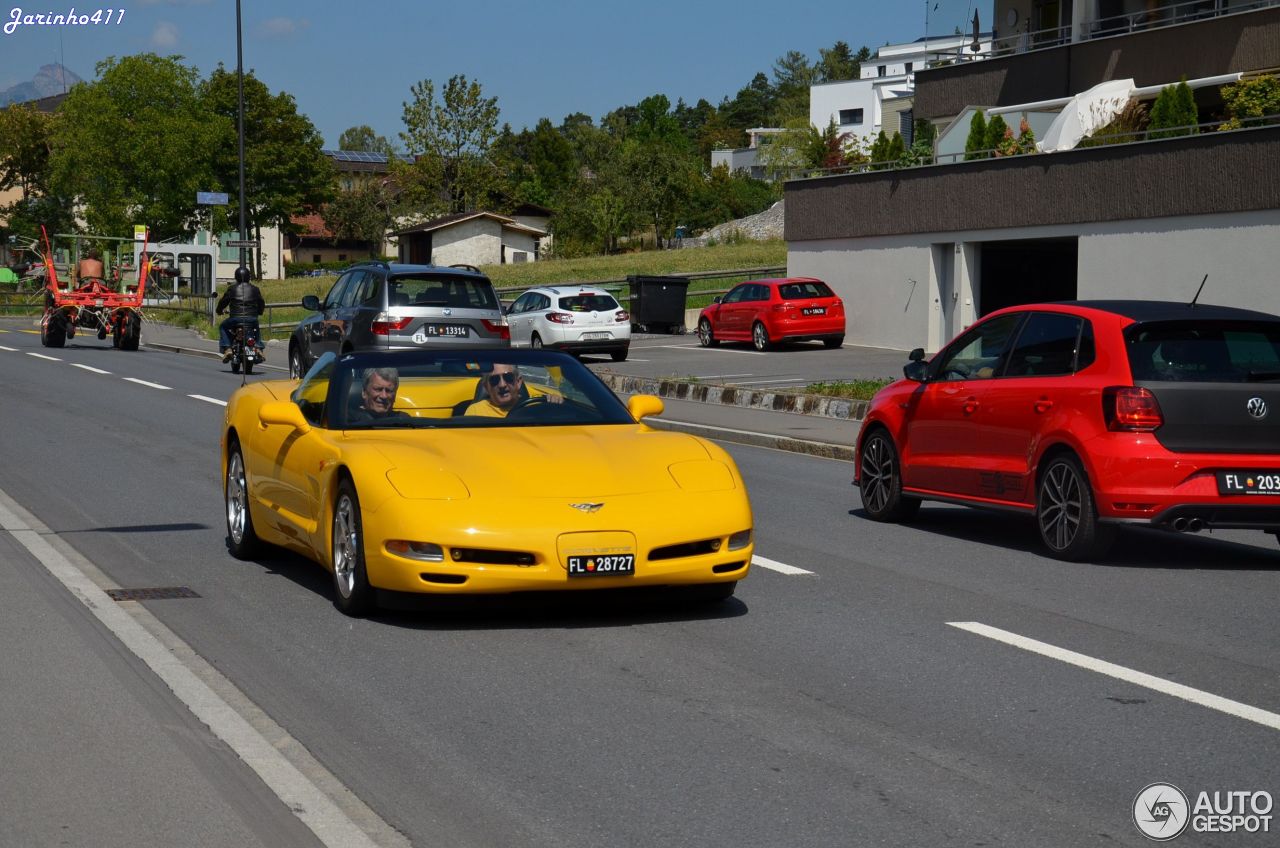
top-left (362, 367), bottom-right (399, 388)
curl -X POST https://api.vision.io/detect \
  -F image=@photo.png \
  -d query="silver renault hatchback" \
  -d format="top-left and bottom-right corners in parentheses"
top-left (289, 261), bottom-right (510, 377)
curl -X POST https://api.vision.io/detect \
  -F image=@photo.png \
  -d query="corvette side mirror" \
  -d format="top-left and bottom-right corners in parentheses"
top-left (259, 401), bottom-right (311, 433)
top-left (628, 394), bottom-right (664, 421)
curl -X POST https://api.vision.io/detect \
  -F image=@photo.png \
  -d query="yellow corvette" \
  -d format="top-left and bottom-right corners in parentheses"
top-left (221, 349), bottom-right (754, 615)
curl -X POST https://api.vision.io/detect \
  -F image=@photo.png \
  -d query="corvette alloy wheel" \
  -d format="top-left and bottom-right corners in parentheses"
top-left (225, 441), bottom-right (260, 558)
top-left (331, 479), bottom-right (373, 615)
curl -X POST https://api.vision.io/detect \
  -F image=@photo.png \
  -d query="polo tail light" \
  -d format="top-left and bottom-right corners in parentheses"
top-left (371, 314), bottom-right (413, 335)
top-left (481, 319), bottom-right (510, 340)
top-left (1104, 386), bottom-right (1163, 431)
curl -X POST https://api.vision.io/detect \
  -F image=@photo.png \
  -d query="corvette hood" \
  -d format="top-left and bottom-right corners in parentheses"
top-left (363, 425), bottom-right (721, 498)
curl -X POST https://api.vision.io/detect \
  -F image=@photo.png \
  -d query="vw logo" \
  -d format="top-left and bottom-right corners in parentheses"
top-left (569, 502), bottom-right (604, 513)
top-left (1247, 397), bottom-right (1268, 420)
top-left (442, 308), bottom-right (452, 316)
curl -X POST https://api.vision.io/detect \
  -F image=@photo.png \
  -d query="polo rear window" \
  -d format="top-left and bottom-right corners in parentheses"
top-left (777, 281), bottom-right (834, 300)
top-left (559, 294), bottom-right (619, 312)
top-left (388, 275), bottom-right (498, 310)
top-left (1125, 321), bottom-right (1280, 382)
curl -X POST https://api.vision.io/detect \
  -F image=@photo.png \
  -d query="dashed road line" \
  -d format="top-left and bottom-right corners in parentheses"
top-left (26, 352), bottom-right (60, 361)
top-left (0, 345), bottom-right (17, 352)
top-left (189, 394), bottom-right (228, 406)
top-left (122, 377), bottom-right (171, 390)
top-left (72, 364), bottom-right (112, 375)
top-left (752, 555), bottom-right (814, 575)
top-left (660, 344), bottom-right (767, 356)
top-left (949, 621), bottom-right (1280, 732)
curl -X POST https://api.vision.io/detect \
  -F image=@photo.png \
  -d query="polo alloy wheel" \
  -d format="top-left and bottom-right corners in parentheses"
top-left (1036, 454), bottom-right (1114, 561)
top-left (859, 430), bottom-right (919, 522)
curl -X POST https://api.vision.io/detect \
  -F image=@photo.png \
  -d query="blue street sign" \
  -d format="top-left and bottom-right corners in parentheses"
top-left (197, 191), bottom-right (230, 205)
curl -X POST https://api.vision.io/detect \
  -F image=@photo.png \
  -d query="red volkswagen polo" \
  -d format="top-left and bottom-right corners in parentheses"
top-left (855, 300), bottom-right (1280, 560)
top-left (697, 277), bottom-right (845, 351)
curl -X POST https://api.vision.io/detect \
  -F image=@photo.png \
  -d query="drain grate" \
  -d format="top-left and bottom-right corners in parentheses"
top-left (106, 587), bottom-right (202, 601)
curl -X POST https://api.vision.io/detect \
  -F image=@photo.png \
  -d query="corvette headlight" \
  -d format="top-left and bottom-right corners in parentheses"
top-left (727, 529), bottom-right (752, 551)
top-left (386, 540), bottom-right (445, 562)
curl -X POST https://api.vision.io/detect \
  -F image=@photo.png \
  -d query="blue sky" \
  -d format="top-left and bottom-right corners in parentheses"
top-left (3, 0), bottom-right (985, 147)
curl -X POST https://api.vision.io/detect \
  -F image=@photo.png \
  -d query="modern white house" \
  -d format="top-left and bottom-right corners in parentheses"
top-left (710, 128), bottom-right (787, 179)
top-left (785, 4), bottom-right (1280, 353)
top-left (810, 32), bottom-right (994, 148)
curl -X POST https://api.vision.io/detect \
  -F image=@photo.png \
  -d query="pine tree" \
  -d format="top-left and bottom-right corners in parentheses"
top-left (985, 115), bottom-right (1010, 155)
top-left (964, 110), bottom-right (988, 160)
top-left (886, 132), bottom-right (906, 165)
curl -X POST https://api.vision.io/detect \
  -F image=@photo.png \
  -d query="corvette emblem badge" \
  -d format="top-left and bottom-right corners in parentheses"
top-left (569, 502), bottom-right (604, 513)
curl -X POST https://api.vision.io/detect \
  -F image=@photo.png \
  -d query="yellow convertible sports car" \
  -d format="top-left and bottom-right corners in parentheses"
top-left (221, 349), bottom-right (754, 615)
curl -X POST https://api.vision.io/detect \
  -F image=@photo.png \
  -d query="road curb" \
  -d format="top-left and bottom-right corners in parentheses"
top-left (646, 417), bottom-right (855, 461)
top-left (596, 372), bottom-right (869, 421)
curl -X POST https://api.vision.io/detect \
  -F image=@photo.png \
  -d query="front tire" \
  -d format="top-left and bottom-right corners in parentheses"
top-left (289, 346), bottom-right (305, 379)
top-left (752, 321), bottom-right (772, 352)
top-left (1036, 453), bottom-right (1114, 561)
top-left (859, 429), bottom-right (920, 522)
top-left (225, 439), bottom-right (262, 559)
top-left (332, 477), bottom-right (374, 616)
top-left (698, 318), bottom-right (718, 348)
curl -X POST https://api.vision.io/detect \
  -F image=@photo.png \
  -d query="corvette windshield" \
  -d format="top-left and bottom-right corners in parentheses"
top-left (328, 350), bottom-right (635, 428)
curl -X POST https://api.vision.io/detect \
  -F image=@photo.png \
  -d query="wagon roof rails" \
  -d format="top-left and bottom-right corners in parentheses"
top-left (350, 259), bottom-right (390, 270)
top-left (448, 263), bottom-right (482, 274)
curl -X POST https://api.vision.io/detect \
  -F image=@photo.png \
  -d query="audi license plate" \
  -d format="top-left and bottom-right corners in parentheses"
top-left (424, 324), bottom-right (469, 337)
top-left (802, 307), bottom-right (825, 316)
top-left (567, 554), bottom-right (635, 576)
top-left (1217, 471), bottom-right (1280, 496)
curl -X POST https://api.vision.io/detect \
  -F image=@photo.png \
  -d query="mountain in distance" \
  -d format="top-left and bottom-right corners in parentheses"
top-left (0, 64), bottom-right (84, 106)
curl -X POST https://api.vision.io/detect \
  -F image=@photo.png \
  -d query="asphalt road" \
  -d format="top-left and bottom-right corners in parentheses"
top-left (1, 321), bottom-right (1278, 847)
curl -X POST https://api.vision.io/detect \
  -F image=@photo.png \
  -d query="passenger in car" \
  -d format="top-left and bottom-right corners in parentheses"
top-left (348, 367), bottom-right (410, 423)
top-left (465, 363), bottom-right (562, 417)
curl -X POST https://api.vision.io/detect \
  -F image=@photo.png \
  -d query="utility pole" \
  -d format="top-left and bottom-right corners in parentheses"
top-left (235, 0), bottom-right (248, 273)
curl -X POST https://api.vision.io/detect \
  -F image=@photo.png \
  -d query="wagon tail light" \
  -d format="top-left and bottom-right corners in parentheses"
top-left (615, 310), bottom-right (630, 322)
top-left (546, 312), bottom-right (575, 324)
top-left (481, 319), bottom-right (510, 339)
top-left (1104, 386), bottom-right (1163, 431)
top-left (371, 314), bottom-right (412, 335)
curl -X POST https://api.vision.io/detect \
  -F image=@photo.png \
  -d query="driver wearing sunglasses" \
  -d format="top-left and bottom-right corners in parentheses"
top-left (465, 363), bottom-right (562, 417)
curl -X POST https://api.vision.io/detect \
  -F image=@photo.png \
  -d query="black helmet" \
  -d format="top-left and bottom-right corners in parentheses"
top-left (234, 266), bottom-right (251, 283)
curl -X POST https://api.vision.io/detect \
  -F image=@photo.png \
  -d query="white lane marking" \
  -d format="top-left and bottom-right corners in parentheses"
top-left (0, 345), bottom-right (17, 351)
top-left (656, 344), bottom-right (768, 357)
top-left (950, 621), bottom-right (1280, 732)
top-left (0, 490), bottom-right (386, 848)
top-left (72, 363), bottom-right (112, 375)
top-left (189, 394), bottom-right (227, 406)
top-left (27, 352), bottom-right (61, 361)
top-left (122, 377), bottom-right (171, 390)
top-left (694, 373), bottom-right (754, 379)
top-left (752, 555), bottom-right (814, 575)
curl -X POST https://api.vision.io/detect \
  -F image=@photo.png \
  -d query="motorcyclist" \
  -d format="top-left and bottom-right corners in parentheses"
top-left (216, 266), bottom-right (266, 363)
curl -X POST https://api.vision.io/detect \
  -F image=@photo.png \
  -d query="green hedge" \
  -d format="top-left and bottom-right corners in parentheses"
top-left (284, 256), bottom-right (396, 277)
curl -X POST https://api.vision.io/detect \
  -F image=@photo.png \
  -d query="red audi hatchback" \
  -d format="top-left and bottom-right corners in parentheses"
top-left (855, 301), bottom-right (1280, 560)
top-left (697, 277), bottom-right (845, 351)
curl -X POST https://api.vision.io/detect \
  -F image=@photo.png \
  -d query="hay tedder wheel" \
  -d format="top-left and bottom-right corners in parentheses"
top-left (42, 311), bottom-right (67, 348)
top-left (119, 311), bottom-right (141, 351)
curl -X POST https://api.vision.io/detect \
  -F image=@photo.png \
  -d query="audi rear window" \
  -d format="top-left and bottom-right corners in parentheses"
top-left (1125, 321), bottom-right (1280, 382)
top-left (559, 294), bottom-right (619, 312)
top-left (387, 275), bottom-right (498, 310)
top-left (777, 281), bottom-right (834, 300)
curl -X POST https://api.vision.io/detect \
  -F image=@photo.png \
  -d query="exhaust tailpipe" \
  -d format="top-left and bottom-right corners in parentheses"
top-left (1172, 517), bottom-right (1189, 532)
top-left (1187, 518), bottom-right (1204, 533)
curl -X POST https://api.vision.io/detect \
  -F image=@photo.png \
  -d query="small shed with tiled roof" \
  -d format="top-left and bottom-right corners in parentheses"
top-left (394, 211), bottom-right (547, 267)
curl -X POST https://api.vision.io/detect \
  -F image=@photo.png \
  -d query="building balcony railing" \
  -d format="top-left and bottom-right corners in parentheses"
top-left (990, 0), bottom-right (1280, 56)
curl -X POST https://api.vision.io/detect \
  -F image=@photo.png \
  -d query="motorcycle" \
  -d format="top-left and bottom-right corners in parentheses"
top-left (228, 323), bottom-right (263, 375)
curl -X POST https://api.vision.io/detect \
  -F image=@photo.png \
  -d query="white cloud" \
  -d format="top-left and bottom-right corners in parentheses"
top-left (150, 21), bottom-right (179, 48)
top-left (255, 17), bottom-right (310, 39)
